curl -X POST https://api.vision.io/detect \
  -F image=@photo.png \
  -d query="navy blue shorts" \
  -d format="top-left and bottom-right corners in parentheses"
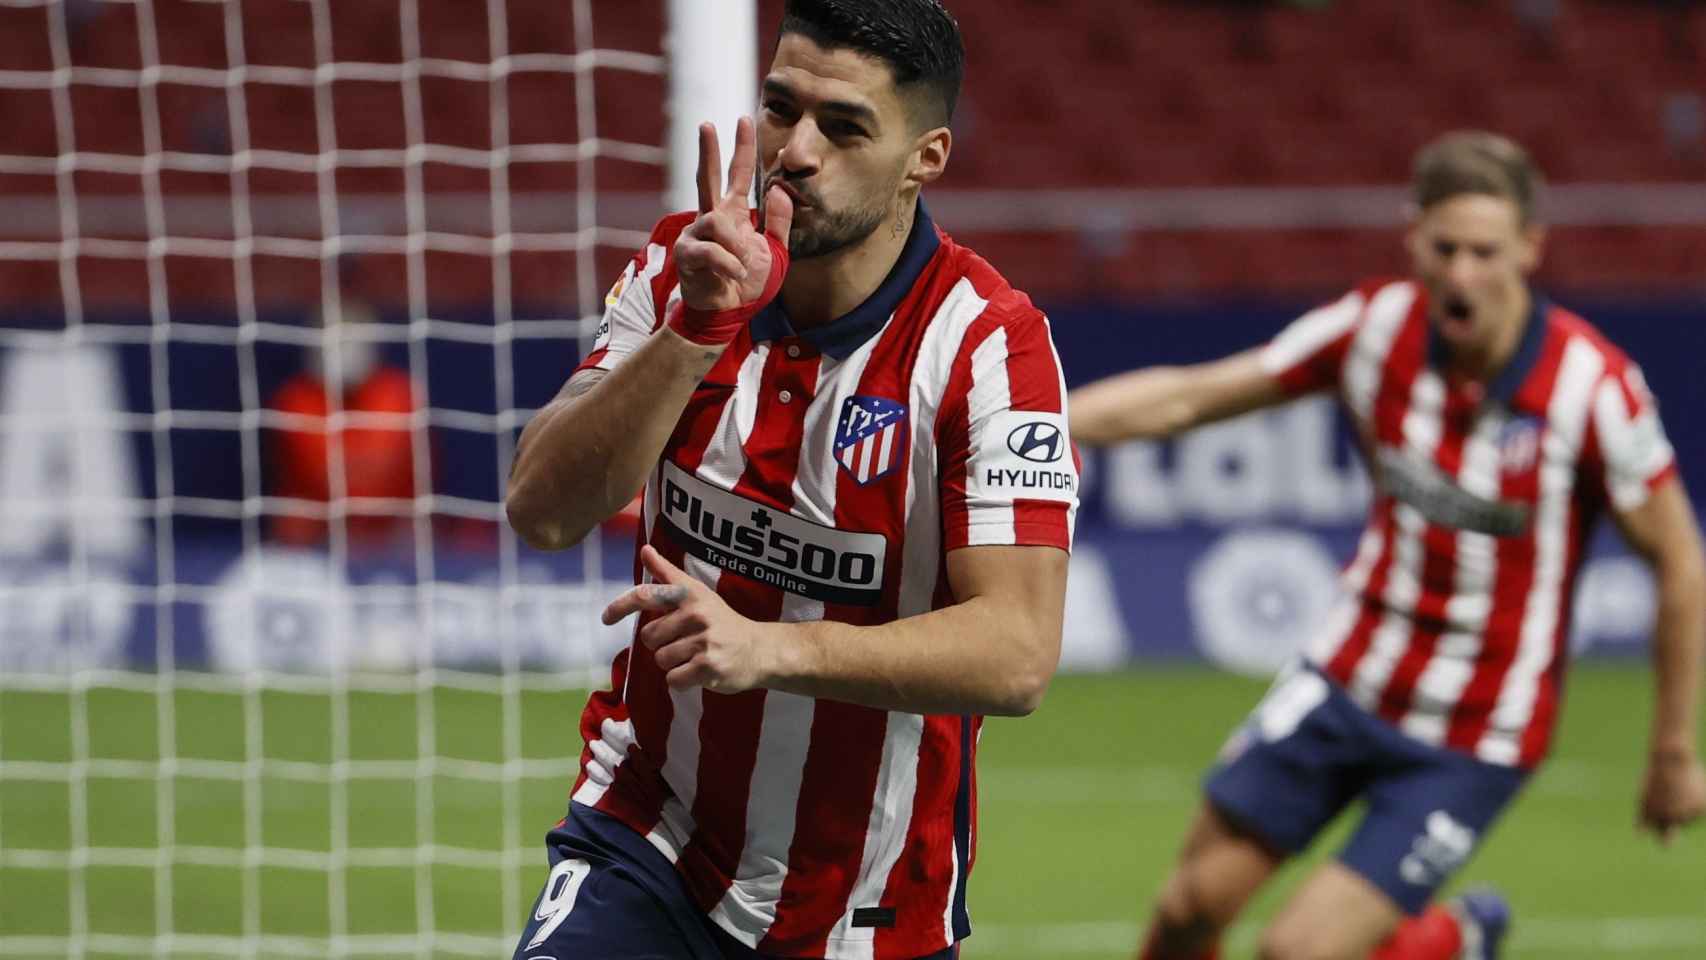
top-left (513, 802), bottom-right (959, 960)
top-left (1204, 664), bottom-right (1529, 915)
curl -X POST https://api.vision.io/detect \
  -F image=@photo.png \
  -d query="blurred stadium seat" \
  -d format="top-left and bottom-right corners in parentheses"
top-left (4, 0), bottom-right (1703, 302)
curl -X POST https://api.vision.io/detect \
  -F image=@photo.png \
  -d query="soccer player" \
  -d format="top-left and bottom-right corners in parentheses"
top-left (1070, 132), bottom-right (1706, 960)
top-left (504, 2), bottom-right (1077, 958)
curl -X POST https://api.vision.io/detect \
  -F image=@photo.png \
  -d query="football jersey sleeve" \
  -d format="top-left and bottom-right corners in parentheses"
top-left (1258, 287), bottom-right (1366, 396)
top-left (1590, 362), bottom-right (1678, 511)
top-left (940, 307), bottom-right (1079, 551)
top-left (573, 219), bottom-right (681, 376)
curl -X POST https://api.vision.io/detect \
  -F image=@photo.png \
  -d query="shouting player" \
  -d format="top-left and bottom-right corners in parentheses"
top-left (1071, 132), bottom-right (1706, 960)
top-left (505, 1), bottom-right (1077, 957)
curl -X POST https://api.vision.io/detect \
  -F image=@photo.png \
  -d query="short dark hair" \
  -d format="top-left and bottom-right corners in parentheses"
top-left (779, 0), bottom-right (965, 129)
top-left (1412, 131), bottom-right (1543, 225)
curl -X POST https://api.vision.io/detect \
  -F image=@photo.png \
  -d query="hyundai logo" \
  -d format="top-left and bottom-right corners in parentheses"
top-left (1006, 421), bottom-right (1064, 463)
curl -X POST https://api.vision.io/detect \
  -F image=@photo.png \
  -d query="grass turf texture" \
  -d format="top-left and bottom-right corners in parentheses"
top-left (1, 664), bottom-right (1701, 958)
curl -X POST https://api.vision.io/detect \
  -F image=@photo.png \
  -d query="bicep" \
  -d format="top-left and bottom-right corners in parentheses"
top-left (1612, 476), bottom-right (1704, 567)
top-left (946, 544), bottom-right (1068, 632)
top-left (554, 367), bottom-right (609, 405)
top-left (514, 368), bottom-right (608, 463)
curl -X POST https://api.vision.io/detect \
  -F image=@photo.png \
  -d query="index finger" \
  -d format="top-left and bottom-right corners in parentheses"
top-left (696, 122), bottom-right (722, 214)
top-left (722, 116), bottom-right (757, 209)
top-left (601, 582), bottom-right (690, 625)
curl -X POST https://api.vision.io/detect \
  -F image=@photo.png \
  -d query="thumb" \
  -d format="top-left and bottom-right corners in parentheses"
top-left (763, 183), bottom-right (794, 247)
top-left (640, 544), bottom-right (689, 585)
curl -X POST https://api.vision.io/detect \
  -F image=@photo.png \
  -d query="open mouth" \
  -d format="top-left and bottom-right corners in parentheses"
top-left (1439, 295), bottom-right (1475, 333)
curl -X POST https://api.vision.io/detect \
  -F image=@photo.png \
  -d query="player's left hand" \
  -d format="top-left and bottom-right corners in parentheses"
top-left (601, 544), bottom-right (770, 694)
top-left (1637, 748), bottom-right (1706, 845)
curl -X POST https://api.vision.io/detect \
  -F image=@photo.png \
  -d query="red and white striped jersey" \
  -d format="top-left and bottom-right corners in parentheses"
top-left (567, 203), bottom-right (1077, 958)
top-left (1262, 278), bottom-right (1677, 768)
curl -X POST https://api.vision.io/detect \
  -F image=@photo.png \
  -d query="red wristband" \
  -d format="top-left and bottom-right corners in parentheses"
top-left (667, 233), bottom-right (791, 346)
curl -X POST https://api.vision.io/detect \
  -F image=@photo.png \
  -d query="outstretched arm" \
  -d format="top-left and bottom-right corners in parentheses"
top-left (1612, 475), bottom-right (1706, 844)
top-left (506, 118), bottom-right (794, 550)
top-left (1067, 348), bottom-right (1289, 446)
top-left (1070, 287), bottom-right (1370, 447)
top-left (603, 543), bottom-right (1067, 717)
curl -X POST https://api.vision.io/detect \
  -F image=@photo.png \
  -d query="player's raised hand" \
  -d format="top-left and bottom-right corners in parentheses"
top-left (674, 117), bottom-right (794, 316)
top-left (1637, 749), bottom-right (1706, 846)
top-left (604, 544), bottom-right (771, 694)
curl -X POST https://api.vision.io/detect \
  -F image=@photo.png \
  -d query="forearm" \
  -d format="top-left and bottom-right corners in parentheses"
top-left (1068, 366), bottom-right (1198, 446)
top-left (1650, 556), bottom-right (1706, 757)
top-left (507, 328), bottom-right (721, 550)
top-left (1069, 351), bottom-right (1282, 448)
top-left (759, 596), bottom-right (1060, 716)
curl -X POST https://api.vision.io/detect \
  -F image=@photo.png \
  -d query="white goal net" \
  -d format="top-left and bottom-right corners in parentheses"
top-left (0, 0), bottom-right (749, 956)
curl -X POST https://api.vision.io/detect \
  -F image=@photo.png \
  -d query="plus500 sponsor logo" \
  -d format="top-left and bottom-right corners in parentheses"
top-left (658, 462), bottom-right (887, 605)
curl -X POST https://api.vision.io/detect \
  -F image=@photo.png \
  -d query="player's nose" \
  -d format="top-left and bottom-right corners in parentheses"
top-left (775, 120), bottom-right (824, 179)
top-left (1443, 252), bottom-right (1478, 288)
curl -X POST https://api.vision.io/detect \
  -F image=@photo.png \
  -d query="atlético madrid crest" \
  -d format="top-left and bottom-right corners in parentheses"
top-left (834, 395), bottom-right (908, 485)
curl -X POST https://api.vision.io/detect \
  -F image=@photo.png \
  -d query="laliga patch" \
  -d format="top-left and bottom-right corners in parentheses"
top-left (969, 410), bottom-right (1077, 503)
top-left (604, 261), bottom-right (634, 308)
top-left (834, 395), bottom-right (909, 486)
top-left (592, 263), bottom-right (637, 346)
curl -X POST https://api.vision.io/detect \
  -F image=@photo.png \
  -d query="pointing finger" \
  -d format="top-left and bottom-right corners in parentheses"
top-left (601, 581), bottom-right (689, 625)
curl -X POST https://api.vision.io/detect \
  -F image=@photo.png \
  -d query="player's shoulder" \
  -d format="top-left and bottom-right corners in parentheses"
top-left (645, 210), bottom-right (700, 251)
top-left (1349, 275), bottom-right (1421, 310)
top-left (1271, 277), bottom-right (1408, 350)
top-left (926, 229), bottom-right (1046, 332)
top-left (1543, 302), bottom-right (1638, 377)
top-left (612, 212), bottom-right (697, 304)
top-left (1291, 276), bottom-right (1415, 333)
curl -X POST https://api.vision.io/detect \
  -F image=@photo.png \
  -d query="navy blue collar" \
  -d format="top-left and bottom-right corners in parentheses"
top-left (1426, 290), bottom-right (1551, 407)
top-left (748, 199), bottom-right (940, 360)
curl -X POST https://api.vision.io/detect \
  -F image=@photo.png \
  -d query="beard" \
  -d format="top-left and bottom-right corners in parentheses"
top-left (787, 198), bottom-right (888, 260)
top-left (763, 173), bottom-right (898, 260)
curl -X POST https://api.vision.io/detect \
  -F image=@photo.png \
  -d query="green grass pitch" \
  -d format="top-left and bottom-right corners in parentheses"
top-left (1, 664), bottom-right (1701, 958)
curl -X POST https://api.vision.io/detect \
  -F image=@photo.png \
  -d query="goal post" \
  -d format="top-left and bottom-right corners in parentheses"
top-left (666, 0), bottom-right (760, 215)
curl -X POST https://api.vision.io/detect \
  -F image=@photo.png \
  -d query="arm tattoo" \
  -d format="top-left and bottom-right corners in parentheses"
top-left (557, 369), bottom-right (607, 404)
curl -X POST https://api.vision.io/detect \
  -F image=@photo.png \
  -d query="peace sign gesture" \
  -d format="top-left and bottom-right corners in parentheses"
top-left (674, 117), bottom-right (794, 316)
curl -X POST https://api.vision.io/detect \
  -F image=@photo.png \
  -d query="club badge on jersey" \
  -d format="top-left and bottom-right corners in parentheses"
top-left (835, 395), bottom-right (909, 486)
top-left (1498, 414), bottom-right (1544, 474)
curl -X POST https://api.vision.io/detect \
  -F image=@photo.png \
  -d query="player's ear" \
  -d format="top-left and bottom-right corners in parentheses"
top-left (907, 126), bottom-right (951, 188)
top-left (1401, 202), bottom-right (1424, 255)
top-left (1518, 223), bottom-right (1546, 272)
